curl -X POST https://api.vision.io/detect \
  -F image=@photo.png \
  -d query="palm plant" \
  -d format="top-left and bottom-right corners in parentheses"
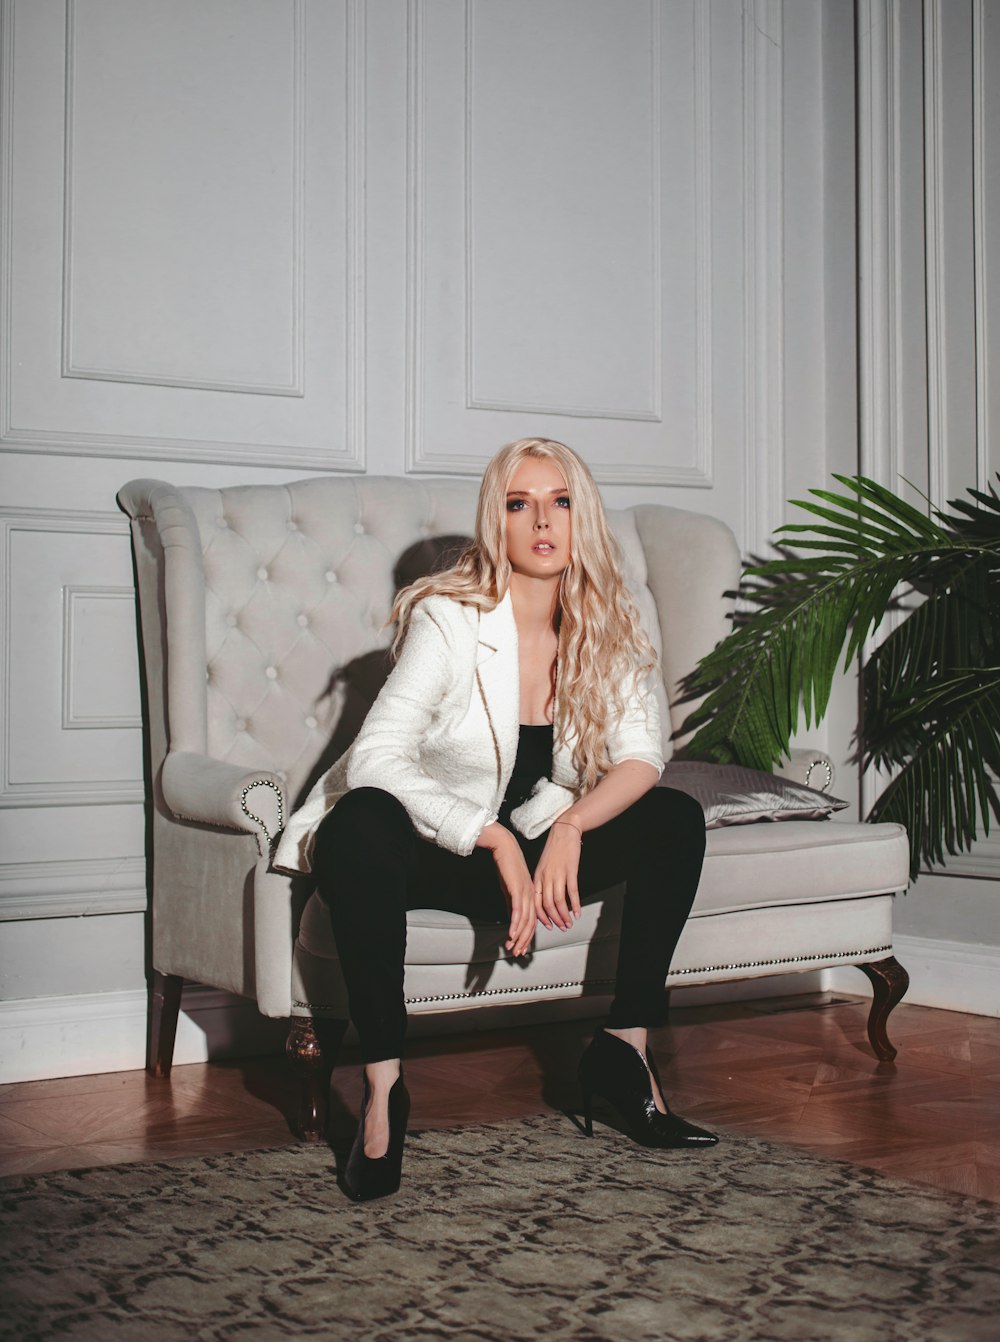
top-left (681, 474), bottom-right (1000, 880)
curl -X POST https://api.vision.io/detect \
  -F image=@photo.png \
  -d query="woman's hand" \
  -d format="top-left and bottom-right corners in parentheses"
top-left (476, 823), bottom-right (538, 957)
top-left (532, 821), bottom-right (582, 932)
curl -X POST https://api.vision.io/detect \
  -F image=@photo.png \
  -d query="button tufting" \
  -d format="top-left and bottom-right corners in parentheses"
top-left (257, 566), bottom-right (268, 581)
top-left (297, 613), bottom-right (309, 628)
top-left (235, 718), bottom-right (247, 732)
top-left (287, 520), bottom-right (298, 531)
top-left (226, 613), bottom-right (238, 627)
top-left (354, 522), bottom-right (365, 534)
top-left (265, 666), bottom-right (278, 680)
top-left (305, 715), bottom-right (318, 729)
top-left (217, 517), bottom-right (229, 529)
top-left (325, 570), bottom-right (338, 583)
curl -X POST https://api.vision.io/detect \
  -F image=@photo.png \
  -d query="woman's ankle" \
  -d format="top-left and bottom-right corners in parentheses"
top-left (364, 1058), bottom-right (401, 1091)
top-left (604, 1026), bottom-right (648, 1053)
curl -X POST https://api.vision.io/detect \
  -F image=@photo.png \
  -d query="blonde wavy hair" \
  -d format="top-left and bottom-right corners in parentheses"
top-left (390, 438), bottom-right (658, 791)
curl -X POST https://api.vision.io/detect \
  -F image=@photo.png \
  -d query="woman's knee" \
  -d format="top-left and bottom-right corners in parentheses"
top-left (313, 787), bottom-right (413, 863)
top-left (633, 786), bottom-right (707, 852)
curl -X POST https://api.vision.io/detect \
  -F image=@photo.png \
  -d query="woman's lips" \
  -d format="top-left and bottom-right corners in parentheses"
top-left (532, 542), bottom-right (555, 553)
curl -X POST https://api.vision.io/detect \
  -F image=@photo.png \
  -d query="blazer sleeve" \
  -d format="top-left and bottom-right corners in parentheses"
top-left (605, 667), bottom-right (665, 775)
top-left (344, 601), bottom-right (495, 856)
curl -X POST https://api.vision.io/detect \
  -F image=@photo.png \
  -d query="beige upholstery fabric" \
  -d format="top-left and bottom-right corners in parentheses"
top-left (118, 475), bottom-right (911, 1024)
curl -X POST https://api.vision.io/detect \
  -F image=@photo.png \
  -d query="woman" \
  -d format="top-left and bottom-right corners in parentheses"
top-left (274, 438), bottom-right (716, 1201)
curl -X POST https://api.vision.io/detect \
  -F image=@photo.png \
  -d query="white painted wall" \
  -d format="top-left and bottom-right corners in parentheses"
top-left (0, 0), bottom-right (994, 1082)
top-left (850, 0), bottom-right (1000, 995)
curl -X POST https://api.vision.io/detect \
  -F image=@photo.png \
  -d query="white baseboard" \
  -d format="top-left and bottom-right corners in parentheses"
top-left (825, 934), bottom-right (1000, 1018)
top-left (0, 971), bottom-right (836, 1085)
top-left (0, 985), bottom-right (286, 1085)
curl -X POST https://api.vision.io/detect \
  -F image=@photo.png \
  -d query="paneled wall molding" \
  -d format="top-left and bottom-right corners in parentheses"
top-left (0, 506), bottom-right (143, 808)
top-left (345, 0), bottom-right (368, 470)
top-left (741, 0), bottom-right (784, 557)
top-left (0, 856), bottom-right (146, 921)
top-left (61, 585), bottom-right (141, 731)
top-left (857, 0), bottom-right (903, 491)
top-left (857, 0), bottom-right (905, 821)
top-left (61, 0), bottom-right (307, 399)
top-left (463, 0), bottom-right (664, 425)
top-left (403, 0), bottom-right (426, 472)
top-left (0, 0), bottom-right (15, 445)
top-left (0, 0), bottom-right (366, 473)
top-left (972, 0), bottom-right (991, 492)
top-left (923, 0), bottom-right (948, 509)
top-left (692, 0), bottom-right (714, 499)
top-left (404, 0), bottom-right (714, 488)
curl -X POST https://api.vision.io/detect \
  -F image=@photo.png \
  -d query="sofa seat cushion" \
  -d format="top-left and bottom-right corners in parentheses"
top-left (696, 819), bottom-right (910, 915)
top-left (296, 819), bottom-right (909, 969)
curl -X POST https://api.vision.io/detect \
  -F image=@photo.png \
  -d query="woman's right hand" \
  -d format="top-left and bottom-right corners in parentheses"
top-left (476, 823), bottom-right (538, 957)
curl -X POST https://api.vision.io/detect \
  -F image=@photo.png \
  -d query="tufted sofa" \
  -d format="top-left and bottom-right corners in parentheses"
top-left (119, 475), bottom-right (911, 1139)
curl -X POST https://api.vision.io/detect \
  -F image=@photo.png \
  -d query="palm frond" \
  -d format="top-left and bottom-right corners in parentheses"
top-left (868, 674), bottom-right (1000, 877)
top-left (680, 472), bottom-right (1000, 882)
top-left (681, 475), bottom-right (992, 769)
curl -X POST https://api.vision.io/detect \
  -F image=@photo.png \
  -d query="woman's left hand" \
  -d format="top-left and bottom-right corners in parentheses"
top-left (533, 824), bottom-right (582, 932)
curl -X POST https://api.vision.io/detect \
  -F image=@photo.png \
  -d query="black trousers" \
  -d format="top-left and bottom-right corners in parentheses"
top-left (311, 785), bottom-right (706, 1063)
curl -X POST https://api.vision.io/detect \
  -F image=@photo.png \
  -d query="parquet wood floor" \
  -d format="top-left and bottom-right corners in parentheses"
top-left (2, 993), bottom-right (998, 1202)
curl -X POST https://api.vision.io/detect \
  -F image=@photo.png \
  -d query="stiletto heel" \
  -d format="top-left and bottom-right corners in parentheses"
top-left (582, 1086), bottom-right (594, 1137)
top-left (343, 1070), bottom-right (410, 1202)
top-left (577, 1029), bottom-right (718, 1149)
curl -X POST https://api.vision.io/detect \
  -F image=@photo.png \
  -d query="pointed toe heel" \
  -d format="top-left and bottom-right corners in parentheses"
top-left (343, 1071), bottom-right (410, 1203)
top-left (581, 1085), bottom-right (594, 1138)
top-left (577, 1030), bottom-right (718, 1150)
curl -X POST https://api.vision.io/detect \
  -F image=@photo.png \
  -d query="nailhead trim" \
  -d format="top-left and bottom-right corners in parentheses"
top-left (293, 980), bottom-right (616, 1012)
top-left (290, 943), bottom-right (894, 1013)
top-left (240, 779), bottom-right (284, 851)
top-left (668, 943), bottom-right (892, 975)
top-left (802, 757), bottom-right (835, 792)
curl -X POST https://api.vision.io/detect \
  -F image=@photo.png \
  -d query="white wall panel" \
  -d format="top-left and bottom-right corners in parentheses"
top-left (64, 0), bottom-right (303, 396)
top-left (974, 0), bottom-right (1000, 488)
top-left (405, 0), bottom-right (730, 489)
top-left (857, 0), bottom-right (1000, 894)
top-left (465, 0), bottom-right (661, 421)
top-left (1, 0), bottom-right (363, 469)
top-left (0, 509), bottom-right (142, 805)
top-left (61, 587), bottom-right (142, 730)
top-left (924, 0), bottom-right (979, 508)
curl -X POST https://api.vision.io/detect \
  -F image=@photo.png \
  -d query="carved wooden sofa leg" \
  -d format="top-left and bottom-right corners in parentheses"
top-left (148, 970), bottom-right (184, 1078)
top-left (286, 1016), bottom-right (349, 1142)
top-left (858, 956), bottom-right (910, 1061)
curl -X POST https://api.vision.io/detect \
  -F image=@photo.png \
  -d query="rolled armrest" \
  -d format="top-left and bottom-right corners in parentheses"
top-left (161, 751), bottom-right (287, 855)
top-left (777, 748), bottom-right (836, 793)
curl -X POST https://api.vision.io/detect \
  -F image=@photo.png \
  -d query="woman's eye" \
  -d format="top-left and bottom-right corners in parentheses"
top-left (556, 496), bottom-right (571, 508)
top-left (506, 499), bottom-right (526, 512)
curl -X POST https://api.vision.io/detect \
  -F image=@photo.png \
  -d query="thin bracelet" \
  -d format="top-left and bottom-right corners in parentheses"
top-left (553, 819), bottom-right (583, 838)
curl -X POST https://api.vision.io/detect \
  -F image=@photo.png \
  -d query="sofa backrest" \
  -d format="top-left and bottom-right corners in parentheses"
top-left (120, 475), bottom-right (739, 806)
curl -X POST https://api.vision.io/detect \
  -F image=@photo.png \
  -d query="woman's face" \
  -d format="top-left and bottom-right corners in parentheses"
top-left (504, 456), bottom-right (572, 580)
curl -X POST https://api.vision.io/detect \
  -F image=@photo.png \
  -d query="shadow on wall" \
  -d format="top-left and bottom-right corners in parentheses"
top-left (292, 534), bottom-right (473, 808)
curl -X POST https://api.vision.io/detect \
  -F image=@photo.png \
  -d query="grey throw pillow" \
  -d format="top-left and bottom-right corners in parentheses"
top-left (659, 761), bottom-right (849, 828)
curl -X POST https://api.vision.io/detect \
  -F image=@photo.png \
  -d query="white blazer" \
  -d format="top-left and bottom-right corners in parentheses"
top-left (272, 589), bottom-right (664, 872)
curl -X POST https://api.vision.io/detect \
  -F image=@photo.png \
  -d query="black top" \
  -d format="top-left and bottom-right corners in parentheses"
top-left (498, 723), bottom-right (554, 826)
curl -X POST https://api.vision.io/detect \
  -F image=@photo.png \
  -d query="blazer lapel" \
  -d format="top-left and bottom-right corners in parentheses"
top-left (475, 590), bottom-right (520, 787)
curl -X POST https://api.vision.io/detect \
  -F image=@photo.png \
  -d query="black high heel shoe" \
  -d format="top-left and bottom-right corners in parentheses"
top-left (578, 1029), bottom-right (718, 1149)
top-left (343, 1071), bottom-right (410, 1202)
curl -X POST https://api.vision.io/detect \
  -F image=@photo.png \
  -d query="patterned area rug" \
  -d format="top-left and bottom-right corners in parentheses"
top-left (1, 1112), bottom-right (998, 1342)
